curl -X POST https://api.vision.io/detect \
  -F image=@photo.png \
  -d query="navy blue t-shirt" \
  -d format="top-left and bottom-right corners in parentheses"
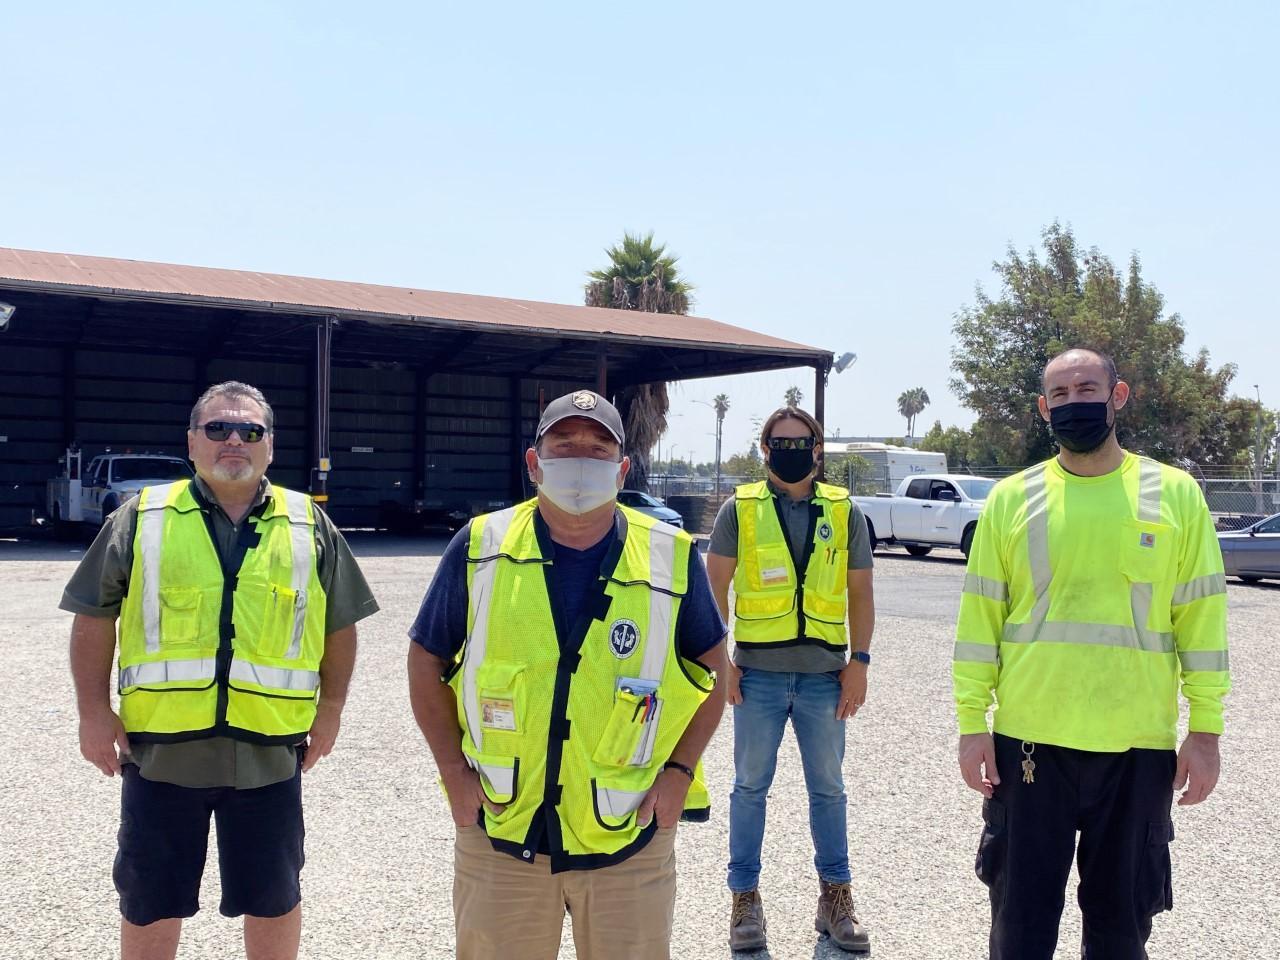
top-left (409, 517), bottom-right (725, 662)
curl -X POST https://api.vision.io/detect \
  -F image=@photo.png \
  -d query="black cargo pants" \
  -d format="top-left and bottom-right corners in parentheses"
top-left (975, 733), bottom-right (1176, 960)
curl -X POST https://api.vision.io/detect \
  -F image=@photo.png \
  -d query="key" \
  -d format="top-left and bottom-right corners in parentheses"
top-left (1021, 741), bottom-right (1036, 784)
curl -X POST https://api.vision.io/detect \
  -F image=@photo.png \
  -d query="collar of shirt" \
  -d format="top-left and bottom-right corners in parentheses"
top-left (191, 474), bottom-right (273, 524)
top-left (765, 478), bottom-right (813, 504)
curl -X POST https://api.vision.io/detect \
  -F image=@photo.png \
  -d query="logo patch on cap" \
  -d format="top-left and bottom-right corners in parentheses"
top-left (609, 619), bottom-right (640, 659)
top-left (572, 391), bottom-right (598, 410)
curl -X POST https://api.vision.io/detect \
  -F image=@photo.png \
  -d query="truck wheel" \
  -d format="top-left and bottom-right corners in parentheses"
top-left (1239, 575), bottom-right (1262, 584)
top-left (961, 524), bottom-right (976, 560)
top-left (905, 545), bottom-right (933, 557)
top-left (865, 518), bottom-right (878, 549)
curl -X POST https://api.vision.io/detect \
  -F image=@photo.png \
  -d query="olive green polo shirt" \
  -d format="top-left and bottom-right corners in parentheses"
top-left (60, 476), bottom-right (379, 789)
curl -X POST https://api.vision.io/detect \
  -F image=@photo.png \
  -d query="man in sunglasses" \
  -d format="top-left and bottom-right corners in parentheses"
top-left (61, 380), bottom-right (378, 960)
top-left (706, 405), bottom-right (876, 954)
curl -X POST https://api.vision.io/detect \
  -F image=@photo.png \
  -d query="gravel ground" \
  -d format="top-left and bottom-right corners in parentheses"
top-left (3, 535), bottom-right (1277, 959)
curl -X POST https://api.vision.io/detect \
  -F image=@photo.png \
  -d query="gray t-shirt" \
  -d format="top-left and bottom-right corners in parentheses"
top-left (709, 482), bottom-right (872, 673)
top-left (60, 476), bottom-right (379, 789)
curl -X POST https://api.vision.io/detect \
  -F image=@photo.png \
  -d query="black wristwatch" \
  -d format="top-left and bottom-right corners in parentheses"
top-left (851, 651), bottom-right (871, 666)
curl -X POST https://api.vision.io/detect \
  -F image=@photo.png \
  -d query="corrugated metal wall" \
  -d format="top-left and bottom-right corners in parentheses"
top-left (0, 342), bottom-right (583, 530)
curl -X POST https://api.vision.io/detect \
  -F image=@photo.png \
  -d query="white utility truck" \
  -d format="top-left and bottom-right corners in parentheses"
top-left (47, 449), bottom-right (193, 537)
top-left (854, 473), bottom-right (996, 559)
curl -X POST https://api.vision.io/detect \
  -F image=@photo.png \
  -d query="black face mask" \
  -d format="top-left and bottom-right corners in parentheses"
top-left (1049, 393), bottom-right (1115, 454)
top-left (768, 449), bottom-right (815, 484)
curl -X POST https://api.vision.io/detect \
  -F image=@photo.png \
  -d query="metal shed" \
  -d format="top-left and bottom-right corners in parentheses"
top-left (0, 247), bottom-right (832, 530)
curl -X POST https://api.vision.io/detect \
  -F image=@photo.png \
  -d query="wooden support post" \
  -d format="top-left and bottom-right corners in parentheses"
top-left (310, 317), bottom-right (333, 503)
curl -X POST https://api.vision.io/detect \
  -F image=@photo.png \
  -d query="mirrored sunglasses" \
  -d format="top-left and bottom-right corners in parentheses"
top-left (201, 421), bottom-right (268, 443)
top-left (767, 436), bottom-right (816, 451)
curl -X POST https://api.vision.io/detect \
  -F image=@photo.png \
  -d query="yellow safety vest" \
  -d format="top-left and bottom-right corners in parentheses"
top-left (451, 499), bottom-right (714, 871)
top-left (117, 479), bottom-right (328, 743)
top-left (954, 454), bottom-right (1231, 752)
top-left (732, 480), bottom-right (851, 650)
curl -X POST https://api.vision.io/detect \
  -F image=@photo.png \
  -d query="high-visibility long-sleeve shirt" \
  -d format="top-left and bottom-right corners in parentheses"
top-left (953, 453), bottom-right (1229, 752)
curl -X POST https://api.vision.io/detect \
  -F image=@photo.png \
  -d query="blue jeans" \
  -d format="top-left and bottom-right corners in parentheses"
top-left (727, 668), bottom-right (850, 893)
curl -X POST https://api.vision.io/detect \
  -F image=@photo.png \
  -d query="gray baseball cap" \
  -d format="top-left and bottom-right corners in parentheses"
top-left (536, 390), bottom-right (625, 445)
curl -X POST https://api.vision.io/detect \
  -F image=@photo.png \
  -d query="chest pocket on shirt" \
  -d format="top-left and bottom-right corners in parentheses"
top-left (1119, 520), bottom-right (1175, 584)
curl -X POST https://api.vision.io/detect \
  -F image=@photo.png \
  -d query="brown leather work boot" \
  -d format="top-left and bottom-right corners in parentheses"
top-left (729, 889), bottom-right (767, 952)
top-left (815, 880), bottom-right (870, 953)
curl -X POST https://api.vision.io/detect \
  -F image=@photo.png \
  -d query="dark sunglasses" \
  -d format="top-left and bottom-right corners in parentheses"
top-left (200, 421), bottom-right (268, 443)
top-left (767, 436), bottom-right (816, 451)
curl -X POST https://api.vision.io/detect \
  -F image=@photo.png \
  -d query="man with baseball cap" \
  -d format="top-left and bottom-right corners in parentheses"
top-left (408, 389), bottom-right (728, 960)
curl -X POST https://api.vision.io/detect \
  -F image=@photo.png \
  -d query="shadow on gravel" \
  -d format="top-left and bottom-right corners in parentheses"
top-left (343, 532), bottom-right (450, 559)
top-left (0, 536), bottom-right (87, 562)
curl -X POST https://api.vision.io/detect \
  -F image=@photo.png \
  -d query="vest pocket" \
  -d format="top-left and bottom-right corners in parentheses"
top-left (477, 661), bottom-right (526, 736)
top-left (159, 588), bottom-right (203, 647)
top-left (259, 584), bottom-right (306, 659)
top-left (751, 543), bottom-right (794, 591)
top-left (466, 753), bottom-right (518, 805)
top-left (590, 770), bottom-right (652, 832)
top-left (592, 688), bottom-right (661, 767)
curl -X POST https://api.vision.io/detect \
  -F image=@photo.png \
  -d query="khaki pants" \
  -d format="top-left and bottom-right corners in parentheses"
top-left (453, 824), bottom-right (677, 960)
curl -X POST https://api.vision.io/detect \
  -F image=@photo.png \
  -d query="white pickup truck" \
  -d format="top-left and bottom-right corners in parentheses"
top-left (854, 474), bottom-right (996, 559)
top-left (47, 449), bottom-right (193, 537)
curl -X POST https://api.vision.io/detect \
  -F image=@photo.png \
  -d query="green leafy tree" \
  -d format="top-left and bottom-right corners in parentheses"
top-left (951, 223), bottom-right (1239, 464)
top-left (585, 232), bottom-right (693, 490)
top-left (723, 447), bottom-right (766, 480)
top-left (824, 452), bottom-right (876, 493)
top-left (919, 420), bottom-right (972, 472)
top-left (896, 387), bottom-right (931, 437)
top-left (784, 385), bottom-right (803, 408)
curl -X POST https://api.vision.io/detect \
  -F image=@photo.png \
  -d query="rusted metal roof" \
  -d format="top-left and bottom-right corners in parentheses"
top-left (0, 247), bottom-right (826, 358)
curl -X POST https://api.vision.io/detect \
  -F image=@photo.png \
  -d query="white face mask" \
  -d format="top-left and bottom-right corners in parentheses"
top-left (536, 456), bottom-right (622, 515)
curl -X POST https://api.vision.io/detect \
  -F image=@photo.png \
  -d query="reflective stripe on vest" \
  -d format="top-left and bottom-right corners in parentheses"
top-left (460, 507), bottom-right (519, 758)
top-left (120, 657), bottom-right (217, 688)
top-left (1002, 458), bottom-right (1174, 653)
top-left (138, 481), bottom-right (183, 654)
top-left (228, 658), bottom-right (320, 692)
top-left (281, 489), bottom-right (314, 659)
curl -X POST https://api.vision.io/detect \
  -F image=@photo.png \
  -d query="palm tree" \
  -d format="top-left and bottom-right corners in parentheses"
top-left (896, 387), bottom-right (932, 438)
top-left (584, 232), bottom-right (693, 490)
top-left (784, 385), bottom-right (803, 409)
top-left (712, 394), bottom-right (730, 498)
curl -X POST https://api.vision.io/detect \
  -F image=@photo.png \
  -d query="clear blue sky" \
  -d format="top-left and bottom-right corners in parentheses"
top-left (3, 1), bottom-right (1276, 464)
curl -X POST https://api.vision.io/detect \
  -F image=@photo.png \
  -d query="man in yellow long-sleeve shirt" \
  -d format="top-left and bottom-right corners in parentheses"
top-left (953, 347), bottom-right (1229, 960)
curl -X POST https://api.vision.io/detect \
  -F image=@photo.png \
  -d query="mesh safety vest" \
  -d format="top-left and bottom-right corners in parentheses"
top-left (732, 480), bottom-right (852, 650)
top-left (451, 499), bottom-right (714, 872)
top-left (117, 479), bottom-right (327, 744)
top-left (954, 454), bottom-right (1230, 752)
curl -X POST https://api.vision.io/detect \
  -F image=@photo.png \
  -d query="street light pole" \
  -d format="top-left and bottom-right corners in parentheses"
top-left (1256, 385), bottom-right (1265, 515)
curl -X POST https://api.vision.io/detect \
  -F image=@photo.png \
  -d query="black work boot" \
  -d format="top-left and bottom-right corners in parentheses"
top-left (815, 880), bottom-right (870, 953)
top-left (729, 889), bottom-right (767, 952)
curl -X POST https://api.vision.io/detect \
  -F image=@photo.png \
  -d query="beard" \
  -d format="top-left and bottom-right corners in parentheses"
top-left (211, 456), bottom-right (255, 482)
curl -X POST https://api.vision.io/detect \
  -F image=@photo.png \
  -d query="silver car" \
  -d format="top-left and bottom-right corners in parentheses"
top-left (617, 489), bottom-right (683, 528)
top-left (1218, 512), bottom-right (1280, 584)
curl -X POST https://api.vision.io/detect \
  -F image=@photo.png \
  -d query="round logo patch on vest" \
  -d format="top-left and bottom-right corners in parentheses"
top-left (609, 618), bottom-right (640, 659)
top-left (572, 390), bottom-right (598, 410)
top-left (817, 521), bottom-right (833, 542)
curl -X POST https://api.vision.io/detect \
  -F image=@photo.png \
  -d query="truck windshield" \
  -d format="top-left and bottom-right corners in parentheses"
top-left (954, 478), bottom-right (996, 501)
top-left (111, 459), bottom-right (193, 482)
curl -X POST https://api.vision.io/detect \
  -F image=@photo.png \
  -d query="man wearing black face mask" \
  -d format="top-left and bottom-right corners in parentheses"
top-left (954, 348), bottom-right (1230, 959)
top-left (706, 406), bottom-right (876, 954)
